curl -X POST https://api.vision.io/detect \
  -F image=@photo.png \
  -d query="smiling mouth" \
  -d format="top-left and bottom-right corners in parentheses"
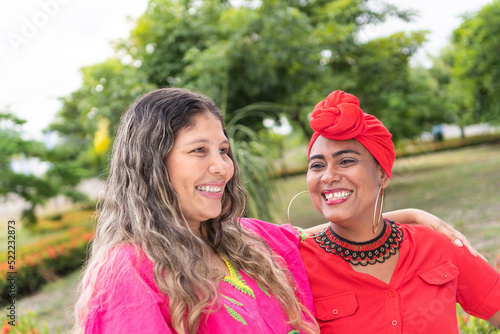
top-left (323, 191), bottom-right (352, 201)
top-left (195, 186), bottom-right (223, 193)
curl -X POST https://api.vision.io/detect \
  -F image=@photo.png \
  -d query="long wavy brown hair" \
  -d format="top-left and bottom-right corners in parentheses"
top-left (74, 88), bottom-right (318, 333)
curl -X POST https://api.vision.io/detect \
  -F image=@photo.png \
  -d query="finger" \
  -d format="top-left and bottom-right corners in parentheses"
top-left (453, 238), bottom-right (463, 247)
top-left (437, 223), bottom-right (460, 243)
top-left (444, 226), bottom-right (474, 254)
top-left (434, 221), bottom-right (486, 260)
top-left (458, 236), bottom-right (477, 257)
top-left (455, 233), bottom-right (488, 261)
top-left (478, 252), bottom-right (488, 262)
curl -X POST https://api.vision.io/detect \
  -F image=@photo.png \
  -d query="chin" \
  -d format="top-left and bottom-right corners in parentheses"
top-left (205, 210), bottom-right (223, 221)
top-left (321, 210), bottom-right (347, 223)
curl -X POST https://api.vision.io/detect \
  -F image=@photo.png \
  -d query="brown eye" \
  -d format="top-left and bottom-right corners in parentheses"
top-left (309, 162), bottom-right (325, 170)
top-left (340, 158), bottom-right (356, 166)
top-left (192, 147), bottom-right (206, 153)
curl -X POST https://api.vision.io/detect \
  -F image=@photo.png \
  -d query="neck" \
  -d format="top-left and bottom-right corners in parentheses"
top-left (188, 222), bottom-right (202, 237)
top-left (329, 217), bottom-right (385, 243)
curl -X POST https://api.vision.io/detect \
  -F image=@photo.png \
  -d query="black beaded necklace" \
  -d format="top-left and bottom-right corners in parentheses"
top-left (314, 219), bottom-right (403, 266)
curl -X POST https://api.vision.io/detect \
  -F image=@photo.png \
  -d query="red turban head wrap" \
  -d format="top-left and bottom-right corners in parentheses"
top-left (307, 90), bottom-right (395, 179)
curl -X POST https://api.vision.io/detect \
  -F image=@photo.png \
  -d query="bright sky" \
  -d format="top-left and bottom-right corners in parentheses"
top-left (0, 0), bottom-right (493, 140)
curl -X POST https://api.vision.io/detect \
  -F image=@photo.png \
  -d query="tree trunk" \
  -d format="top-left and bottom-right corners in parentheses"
top-left (460, 125), bottom-right (466, 139)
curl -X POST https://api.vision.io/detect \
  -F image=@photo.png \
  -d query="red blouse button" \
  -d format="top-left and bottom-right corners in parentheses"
top-left (443, 274), bottom-right (448, 278)
top-left (392, 320), bottom-right (398, 326)
top-left (389, 291), bottom-right (396, 298)
top-left (332, 309), bottom-right (339, 315)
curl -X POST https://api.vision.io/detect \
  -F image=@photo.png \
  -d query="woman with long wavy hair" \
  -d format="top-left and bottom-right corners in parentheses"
top-left (74, 87), bottom-right (319, 334)
top-left (74, 87), bottom-right (472, 333)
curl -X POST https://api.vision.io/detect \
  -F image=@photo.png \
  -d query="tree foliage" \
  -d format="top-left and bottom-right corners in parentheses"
top-left (449, 0), bottom-right (500, 124)
top-left (116, 0), bottom-right (430, 140)
top-left (47, 59), bottom-right (155, 181)
top-left (0, 112), bottom-right (58, 227)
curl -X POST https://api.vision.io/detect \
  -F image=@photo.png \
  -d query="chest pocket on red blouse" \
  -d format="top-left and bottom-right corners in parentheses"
top-left (314, 291), bottom-right (358, 322)
top-left (417, 259), bottom-right (459, 285)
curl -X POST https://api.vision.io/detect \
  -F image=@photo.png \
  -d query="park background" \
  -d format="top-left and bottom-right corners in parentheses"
top-left (1, 0), bottom-right (500, 332)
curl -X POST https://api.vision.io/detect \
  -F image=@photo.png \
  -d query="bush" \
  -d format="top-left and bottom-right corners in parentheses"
top-left (396, 133), bottom-right (500, 158)
top-left (31, 210), bottom-right (95, 234)
top-left (457, 312), bottom-right (499, 333)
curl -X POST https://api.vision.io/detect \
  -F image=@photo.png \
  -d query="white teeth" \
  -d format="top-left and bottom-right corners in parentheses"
top-left (196, 186), bottom-right (222, 193)
top-left (325, 191), bottom-right (352, 201)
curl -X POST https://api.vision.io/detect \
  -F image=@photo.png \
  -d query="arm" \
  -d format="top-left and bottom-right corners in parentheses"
top-left (383, 208), bottom-right (482, 258)
top-left (489, 310), bottom-right (500, 329)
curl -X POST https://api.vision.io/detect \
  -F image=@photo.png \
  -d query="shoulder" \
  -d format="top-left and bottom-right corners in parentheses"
top-left (397, 221), bottom-right (472, 262)
top-left (94, 244), bottom-right (157, 294)
top-left (108, 244), bottom-right (153, 273)
top-left (86, 244), bottom-right (171, 332)
top-left (240, 218), bottom-right (301, 249)
top-left (240, 218), bottom-right (315, 314)
top-left (399, 222), bottom-right (453, 245)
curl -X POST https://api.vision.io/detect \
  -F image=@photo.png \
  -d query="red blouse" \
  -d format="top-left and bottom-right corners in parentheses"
top-left (298, 222), bottom-right (500, 333)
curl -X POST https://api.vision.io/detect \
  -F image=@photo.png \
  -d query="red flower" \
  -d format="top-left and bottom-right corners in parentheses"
top-left (1, 324), bottom-right (11, 334)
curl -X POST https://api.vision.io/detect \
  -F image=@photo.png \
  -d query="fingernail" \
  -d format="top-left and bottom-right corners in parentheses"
top-left (454, 239), bottom-right (463, 247)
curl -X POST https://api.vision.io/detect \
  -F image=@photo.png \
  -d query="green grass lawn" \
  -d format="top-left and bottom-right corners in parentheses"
top-left (16, 270), bottom-right (81, 333)
top-left (275, 143), bottom-right (500, 263)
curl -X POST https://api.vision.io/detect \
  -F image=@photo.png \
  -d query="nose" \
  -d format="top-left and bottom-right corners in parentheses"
top-left (208, 152), bottom-right (230, 175)
top-left (320, 166), bottom-right (342, 185)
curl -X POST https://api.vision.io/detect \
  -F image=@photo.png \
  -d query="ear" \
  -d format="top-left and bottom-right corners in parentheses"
top-left (378, 165), bottom-right (390, 188)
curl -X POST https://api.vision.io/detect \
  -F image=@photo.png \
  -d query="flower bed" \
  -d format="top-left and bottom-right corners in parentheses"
top-left (0, 211), bottom-right (94, 304)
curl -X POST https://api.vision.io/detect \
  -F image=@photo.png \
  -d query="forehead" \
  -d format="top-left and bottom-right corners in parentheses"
top-left (309, 136), bottom-right (370, 157)
top-left (175, 112), bottom-right (226, 142)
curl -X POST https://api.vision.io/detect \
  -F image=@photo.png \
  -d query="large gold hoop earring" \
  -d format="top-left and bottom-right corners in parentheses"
top-left (372, 187), bottom-right (385, 234)
top-left (287, 191), bottom-right (309, 225)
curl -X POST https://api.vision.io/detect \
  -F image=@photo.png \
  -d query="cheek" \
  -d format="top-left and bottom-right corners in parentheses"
top-left (306, 176), bottom-right (312, 191)
top-left (226, 159), bottom-right (235, 180)
top-left (167, 175), bottom-right (181, 197)
top-left (166, 160), bottom-right (185, 195)
top-left (306, 173), bottom-right (318, 193)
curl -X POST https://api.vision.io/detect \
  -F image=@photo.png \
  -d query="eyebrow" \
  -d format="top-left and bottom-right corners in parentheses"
top-left (308, 149), bottom-right (361, 162)
top-left (185, 138), bottom-right (230, 146)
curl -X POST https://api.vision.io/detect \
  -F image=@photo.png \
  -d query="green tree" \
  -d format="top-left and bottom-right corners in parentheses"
top-left (429, 48), bottom-right (475, 138)
top-left (120, 0), bottom-right (423, 137)
top-left (450, 0), bottom-right (500, 124)
top-left (47, 59), bottom-right (155, 181)
top-left (0, 112), bottom-right (58, 227)
top-left (346, 31), bottom-right (435, 141)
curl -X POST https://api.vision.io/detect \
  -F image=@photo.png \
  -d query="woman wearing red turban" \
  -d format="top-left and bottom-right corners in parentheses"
top-left (297, 90), bottom-right (500, 332)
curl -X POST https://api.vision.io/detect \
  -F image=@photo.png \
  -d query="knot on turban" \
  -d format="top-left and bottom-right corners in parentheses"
top-left (307, 90), bottom-right (395, 179)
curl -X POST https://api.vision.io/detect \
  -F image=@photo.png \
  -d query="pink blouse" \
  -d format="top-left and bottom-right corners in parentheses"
top-left (84, 218), bottom-right (314, 333)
